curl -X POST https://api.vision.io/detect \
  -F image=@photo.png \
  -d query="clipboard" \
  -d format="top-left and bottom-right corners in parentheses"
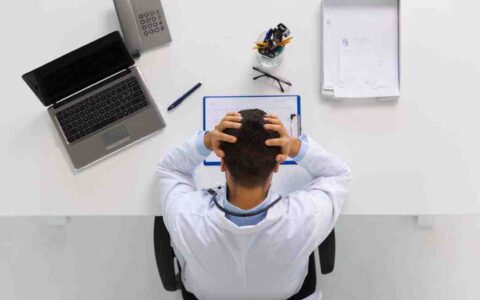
top-left (203, 95), bottom-right (301, 166)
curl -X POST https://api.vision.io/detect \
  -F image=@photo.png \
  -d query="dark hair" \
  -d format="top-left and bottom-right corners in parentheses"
top-left (220, 109), bottom-right (281, 187)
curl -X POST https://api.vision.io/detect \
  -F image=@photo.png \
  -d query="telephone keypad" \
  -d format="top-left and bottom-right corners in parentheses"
top-left (138, 10), bottom-right (165, 37)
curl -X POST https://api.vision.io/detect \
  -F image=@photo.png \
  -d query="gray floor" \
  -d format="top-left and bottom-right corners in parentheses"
top-left (1, 216), bottom-right (479, 300)
top-left (0, 217), bottom-right (175, 300)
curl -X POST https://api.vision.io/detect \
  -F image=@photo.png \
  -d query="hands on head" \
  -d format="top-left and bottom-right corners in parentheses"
top-left (204, 112), bottom-right (242, 158)
top-left (263, 113), bottom-right (301, 163)
top-left (204, 112), bottom-right (301, 163)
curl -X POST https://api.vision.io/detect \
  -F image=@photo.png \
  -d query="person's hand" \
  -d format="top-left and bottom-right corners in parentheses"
top-left (204, 112), bottom-right (242, 157)
top-left (264, 114), bottom-right (301, 163)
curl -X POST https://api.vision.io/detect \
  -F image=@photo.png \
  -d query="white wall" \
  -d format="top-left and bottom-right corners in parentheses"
top-left (1, 216), bottom-right (479, 300)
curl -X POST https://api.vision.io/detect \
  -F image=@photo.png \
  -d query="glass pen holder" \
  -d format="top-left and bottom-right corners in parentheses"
top-left (257, 31), bottom-right (284, 68)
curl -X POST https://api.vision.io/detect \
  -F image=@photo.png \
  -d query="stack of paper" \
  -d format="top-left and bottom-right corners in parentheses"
top-left (322, 0), bottom-right (400, 98)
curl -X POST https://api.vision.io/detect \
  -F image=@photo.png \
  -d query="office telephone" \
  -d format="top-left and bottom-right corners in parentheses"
top-left (113, 0), bottom-right (172, 56)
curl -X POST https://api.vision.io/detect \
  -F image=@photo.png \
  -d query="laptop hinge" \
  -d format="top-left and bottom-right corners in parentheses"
top-left (52, 68), bottom-right (132, 109)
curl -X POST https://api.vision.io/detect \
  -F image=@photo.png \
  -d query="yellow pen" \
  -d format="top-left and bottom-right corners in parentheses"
top-left (280, 37), bottom-right (293, 46)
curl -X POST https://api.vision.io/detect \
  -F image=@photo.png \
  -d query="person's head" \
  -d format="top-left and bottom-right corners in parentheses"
top-left (220, 109), bottom-right (281, 189)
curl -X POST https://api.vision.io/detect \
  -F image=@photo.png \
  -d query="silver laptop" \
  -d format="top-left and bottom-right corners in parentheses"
top-left (22, 31), bottom-right (166, 170)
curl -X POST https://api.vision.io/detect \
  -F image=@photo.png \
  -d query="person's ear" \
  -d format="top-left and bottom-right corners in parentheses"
top-left (273, 163), bottom-right (280, 173)
top-left (220, 158), bottom-right (226, 172)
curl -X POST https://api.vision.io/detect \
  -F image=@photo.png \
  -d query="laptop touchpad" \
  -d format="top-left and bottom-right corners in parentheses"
top-left (101, 126), bottom-right (130, 150)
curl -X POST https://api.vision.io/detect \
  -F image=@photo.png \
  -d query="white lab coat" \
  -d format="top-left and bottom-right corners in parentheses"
top-left (157, 133), bottom-right (351, 300)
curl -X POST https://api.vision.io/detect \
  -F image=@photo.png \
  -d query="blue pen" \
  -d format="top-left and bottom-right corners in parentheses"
top-left (168, 82), bottom-right (202, 111)
top-left (264, 29), bottom-right (273, 42)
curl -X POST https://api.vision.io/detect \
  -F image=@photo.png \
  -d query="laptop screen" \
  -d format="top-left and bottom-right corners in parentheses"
top-left (22, 31), bottom-right (134, 106)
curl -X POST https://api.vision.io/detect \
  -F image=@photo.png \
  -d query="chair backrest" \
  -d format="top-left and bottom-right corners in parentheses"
top-left (153, 216), bottom-right (336, 297)
top-left (319, 229), bottom-right (336, 274)
top-left (153, 216), bottom-right (178, 291)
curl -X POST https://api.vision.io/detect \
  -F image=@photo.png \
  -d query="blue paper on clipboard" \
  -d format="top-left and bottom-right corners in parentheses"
top-left (203, 95), bottom-right (301, 166)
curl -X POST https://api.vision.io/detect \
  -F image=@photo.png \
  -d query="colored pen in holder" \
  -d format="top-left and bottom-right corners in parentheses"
top-left (254, 23), bottom-right (292, 68)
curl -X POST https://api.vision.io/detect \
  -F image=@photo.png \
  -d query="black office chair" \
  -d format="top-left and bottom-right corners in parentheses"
top-left (154, 216), bottom-right (336, 300)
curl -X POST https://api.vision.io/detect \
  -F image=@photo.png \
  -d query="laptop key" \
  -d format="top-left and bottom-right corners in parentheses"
top-left (58, 76), bottom-right (147, 143)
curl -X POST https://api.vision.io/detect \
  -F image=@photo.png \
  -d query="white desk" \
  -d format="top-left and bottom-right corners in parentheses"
top-left (1, 0), bottom-right (479, 216)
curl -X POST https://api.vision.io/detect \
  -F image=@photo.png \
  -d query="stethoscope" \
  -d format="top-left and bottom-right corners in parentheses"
top-left (207, 187), bottom-right (283, 217)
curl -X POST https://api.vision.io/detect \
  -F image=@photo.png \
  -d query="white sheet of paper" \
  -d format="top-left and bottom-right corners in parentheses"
top-left (203, 95), bottom-right (301, 165)
top-left (338, 37), bottom-right (377, 89)
top-left (322, 0), bottom-right (400, 98)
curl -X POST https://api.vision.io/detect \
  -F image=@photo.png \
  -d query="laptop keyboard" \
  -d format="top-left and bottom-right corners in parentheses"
top-left (56, 77), bottom-right (149, 143)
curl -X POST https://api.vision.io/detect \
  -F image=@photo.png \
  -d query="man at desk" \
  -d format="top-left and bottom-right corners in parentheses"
top-left (157, 109), bottom-right (351, 299)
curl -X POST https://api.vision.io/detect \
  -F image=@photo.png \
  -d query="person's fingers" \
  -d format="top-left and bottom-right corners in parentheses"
top-left (276, 154), bottom-right (288, 163)
top-left (264, 124), bottom-right (287, 135)
top-left (215, 122), bottom-right (240, 132)
top-left (265, 138), bottom-right (288, 147)
top-left (215, 122), bottom-right (239, 132)
top-left (213, 131), bottom-right (237, 143)
top-left (265, 113), bottom-right (278, 118)
top-left (214, 149), bottom-right (225, 158)
top-left (264, 117), bottom-right (282, 125)
top-left (220, 121), bottom-right (242, 129)
top-left (264, 124), bottom-right (281, 131)
top-left (226, 112), bottom-right (241, 117)
top-left (223, 115), bottom-right (243, 122)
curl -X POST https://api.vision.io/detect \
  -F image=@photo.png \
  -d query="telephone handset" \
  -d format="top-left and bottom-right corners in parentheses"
top-left (113, 0), bottom-right (172, 56)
